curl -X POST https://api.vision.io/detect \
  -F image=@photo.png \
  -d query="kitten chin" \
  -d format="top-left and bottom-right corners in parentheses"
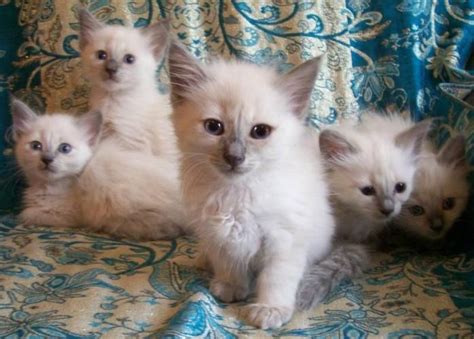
top-left (169, 42), bottom-right (335, 329)
top-left (392, 135), bottom-right (470, 241)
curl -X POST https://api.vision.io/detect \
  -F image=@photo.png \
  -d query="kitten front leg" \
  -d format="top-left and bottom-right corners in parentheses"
top-left (245, 247), bottom-right (306, 329)
top-left (19, 206), bottom-right (75, 228)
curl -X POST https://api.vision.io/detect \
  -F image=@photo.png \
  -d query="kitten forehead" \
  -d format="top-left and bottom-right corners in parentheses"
top-left (85, 25), bottom-right (150, 54)
top-left (191, 60), bottom-right (290, 123)
top-left (23, 114), bottom-right (87, 142)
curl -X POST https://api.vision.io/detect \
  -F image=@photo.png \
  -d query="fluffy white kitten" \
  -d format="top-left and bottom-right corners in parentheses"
top-left (296, 114), bottom-right (431, 311)
top-left (79, 9), bottom-right (176, 159)
top-left (12, 98), bottom-right (100, 227)
top-left (393, 135), bottom-right (470, 240)
top-left (319, 114), bottom-right (431, 242)
top-left (13, 99), bottom-right (185, 240)
top-left (169, 43), bottom-right (335, 329)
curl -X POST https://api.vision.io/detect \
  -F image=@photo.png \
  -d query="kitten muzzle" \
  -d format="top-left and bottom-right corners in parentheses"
top-left (223, 140), bottom-right (246, 170)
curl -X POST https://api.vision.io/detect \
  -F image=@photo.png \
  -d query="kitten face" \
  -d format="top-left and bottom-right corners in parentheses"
top-left (168, 43), bottom-right (322, 180)
top-left (395, 137), bottom-right (470, 240)
top-left (320, 117), bottom-right (431, 223)
top-left (79, 10), bottom-right (168, 92)
top-left (11, 99), bottom-right (101, 184)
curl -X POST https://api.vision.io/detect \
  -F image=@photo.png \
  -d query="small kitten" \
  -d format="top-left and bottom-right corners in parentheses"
top-left (79, 9), bottom-right (176, 159)
top-left (320, 114), bottom-right (431, 242)
top-left (11, 98), bottom-right (100, 227)
top-left (169, 42), bottom-right (335, 329)
top-left (13, 99), bottom-right (185, 240)
top-left (392, 135), bottom-right (470, 241)
top-left (296, 114), bottom-right (431, 311)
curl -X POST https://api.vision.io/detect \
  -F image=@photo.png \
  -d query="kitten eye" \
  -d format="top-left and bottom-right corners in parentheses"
top-left (360, 186), bottom-right (376, 196)
top-left (58, 143), bottom-right (72, 154)
top-left (250, 124), bottom-right (272, 139)
top-left (203, 119), bottom-right (224, 136)
top-left (442, 197), bottom-right (456, 210)
top-left (395, 182), bottom-right (406, 193)
top-left (123, 54), bottom-right (135, 64)
top-left (409, 205), bottom-right (425, 216)
top-left (30, 141), bottom-right (42, 151)
top-left (97, 50), bottom-right (107, 60)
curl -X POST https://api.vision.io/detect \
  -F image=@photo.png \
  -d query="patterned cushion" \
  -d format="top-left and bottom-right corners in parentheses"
top-left (0, 1), bottom-right (473, 337)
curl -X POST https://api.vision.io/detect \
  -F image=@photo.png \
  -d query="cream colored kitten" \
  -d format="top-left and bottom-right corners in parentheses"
top-left (11, 98), bottom-right (99, 227)
top-left (13, 99), bottom-right (185, 240)
top-left (296, 114), bottom-right (431, 311)
top-left (393, 135), bottom-right (470, 240)
top-left (169, 43), bottom-right (335, 329)
top-left (79, 9), bottom-right (176, 159)
top-left (319, 114), bottom-right (431, 242)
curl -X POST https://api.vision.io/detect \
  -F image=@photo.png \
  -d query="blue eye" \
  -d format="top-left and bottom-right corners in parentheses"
top-left (58, 143), bottom-right (72, 154)
top-left (124, 54), bottom-right (135, 64)
top-left (97, 50), bottom-right (107, 60)
top-left (30, 141), bottom-right (42, 151)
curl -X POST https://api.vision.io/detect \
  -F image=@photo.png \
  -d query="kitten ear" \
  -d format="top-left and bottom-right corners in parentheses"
top-left (437, 135), bottom-right (467, 169)
top-left (319, 129), bottom-right (358, 164)
top-left (279, 56), bottom-right (323, 119)
top-left (78, 111), bottom-right (103, 146)
top-left (79, 9), bottom-right (103, 50)
top-left (168, 41), bottom-right (207, 102)
top-left (142, 20), bottom-right (170, 60)
top-left (395, 119), bottom-right (431, 156)
top-left (10, 97), bottom-right (38, 140)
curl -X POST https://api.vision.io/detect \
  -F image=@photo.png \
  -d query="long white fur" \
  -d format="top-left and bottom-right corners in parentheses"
top-left (169, 43), bottom-right (334, 329)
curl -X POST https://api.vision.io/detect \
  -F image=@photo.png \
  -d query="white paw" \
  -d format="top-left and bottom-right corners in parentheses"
top-left (244, 303), bottom-right (293, 329)
top-left (210, 279), bottom-right (249, 303)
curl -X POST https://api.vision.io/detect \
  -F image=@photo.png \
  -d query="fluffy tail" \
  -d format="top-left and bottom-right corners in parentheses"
top-left (296, 242), bottom-right (370, 311)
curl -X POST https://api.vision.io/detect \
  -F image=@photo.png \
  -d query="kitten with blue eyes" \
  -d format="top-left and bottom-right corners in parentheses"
top-left (392, 135), bottom-right (470, 242)
top-left (79, 9), bottom-right (177, 159)
top-left (169, 43), bottom-right (335, 329)
top-left (296, 113), bottom-right (431, 311)
top-left (11, 98), bottom-right (100, 227)
top-left (12, 98), bottom-right (185, 239)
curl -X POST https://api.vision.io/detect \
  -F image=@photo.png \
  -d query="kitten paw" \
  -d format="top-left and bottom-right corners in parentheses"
top-left (244, 303), bottom-right (293, 329)
top-left (210, 279), bottom-right (249, 303)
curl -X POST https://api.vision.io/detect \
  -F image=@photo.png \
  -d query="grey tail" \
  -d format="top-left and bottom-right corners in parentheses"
top-left (296, 241), bottom-right (370, 311)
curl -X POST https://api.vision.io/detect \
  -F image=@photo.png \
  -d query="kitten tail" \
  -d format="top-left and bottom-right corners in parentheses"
top-left (296, 242), bottom-right (370, 311)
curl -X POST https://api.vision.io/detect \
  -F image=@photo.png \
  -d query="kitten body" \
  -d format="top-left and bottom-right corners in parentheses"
top-left (169, 44), bottom-right (334, 329)
top-left (296, 113), bottom-right (430, 311)
top-left (79, 10), bottom-right (176, 159)
top-left (392, 136), bottom-right (469, 241)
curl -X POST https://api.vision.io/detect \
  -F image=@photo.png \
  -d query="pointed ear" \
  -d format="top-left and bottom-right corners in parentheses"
top-left (142, 20), bottom-right (170, 60)
top-left (168, 41), bottom-right (207, 102)
top-left (395, 119), bottom-right (432, 156)
top-left (79, 9), bottom-right (103, 50)
top-left (319, 129), bottom-right (358, 164)
top-left (10, 97), bottom-right (38, 140)
top-left (78, 111), bottom-right (102, 146)
top-left (279, 56), bottom-right (323, 119)
top-left (437, 135), bottom-right (467, 169)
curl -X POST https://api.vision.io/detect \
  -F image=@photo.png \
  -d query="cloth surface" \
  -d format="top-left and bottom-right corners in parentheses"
top-left (0, 216), bottom-right (473, 338)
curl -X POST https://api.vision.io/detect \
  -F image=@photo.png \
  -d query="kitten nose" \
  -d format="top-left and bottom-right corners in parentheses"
top-left (223, 153), bottom-right (245, 168)
top-left (41, 156), bottom-right (54, 165)
top-left (430, 218), bottom-right (444, 232)
top-left (105, 60), bottom-right (118, 75)
top-left (380, 198), bottom-right (394, 216)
